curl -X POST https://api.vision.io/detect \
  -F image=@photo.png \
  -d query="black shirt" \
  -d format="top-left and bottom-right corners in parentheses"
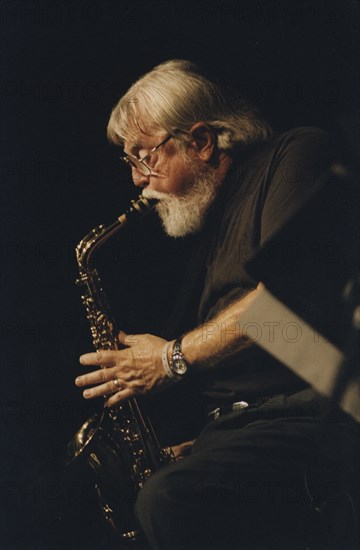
top-left (186, 127), bottom-right (352, 405)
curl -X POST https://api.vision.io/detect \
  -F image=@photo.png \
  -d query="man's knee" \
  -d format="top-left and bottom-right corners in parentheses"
top-left (135, 467), bottom-right (176, 535)
top-left (135, 462), bottom-right (204, 549)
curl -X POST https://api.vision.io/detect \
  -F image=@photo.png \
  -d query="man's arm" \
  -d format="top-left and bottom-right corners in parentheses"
top-left (180, 285), bottom-right (259, 368)
top-left (75, 285), bottom-right (261, 407)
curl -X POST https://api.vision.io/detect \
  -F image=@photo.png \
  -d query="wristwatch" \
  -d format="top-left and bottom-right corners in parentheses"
top-left (170, 338), bottom-right (190, 379)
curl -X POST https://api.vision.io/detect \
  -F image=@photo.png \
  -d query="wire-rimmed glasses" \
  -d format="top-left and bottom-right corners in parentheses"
top-left (120, 135), bottom-right (173, 176)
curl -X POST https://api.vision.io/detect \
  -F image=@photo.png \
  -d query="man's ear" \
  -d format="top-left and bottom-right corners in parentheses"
top-left (188, 122), bottom-right (216, 162)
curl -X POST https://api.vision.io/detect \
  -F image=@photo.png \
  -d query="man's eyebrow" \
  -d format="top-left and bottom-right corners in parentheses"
top-left (124, 141), bottom-right (142, 156)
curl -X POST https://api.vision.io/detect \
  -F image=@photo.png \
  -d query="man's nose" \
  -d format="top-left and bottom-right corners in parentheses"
top-left (132, 168), bottom-right (150, 188)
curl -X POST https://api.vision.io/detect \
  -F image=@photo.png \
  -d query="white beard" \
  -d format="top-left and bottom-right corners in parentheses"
top-left (142, 162), bottom-right (220, 237)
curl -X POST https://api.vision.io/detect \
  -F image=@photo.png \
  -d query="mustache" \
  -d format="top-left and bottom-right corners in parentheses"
top-left (142, 189), bottom-right (175, 201)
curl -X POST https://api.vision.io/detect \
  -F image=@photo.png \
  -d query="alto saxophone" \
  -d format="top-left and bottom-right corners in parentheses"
top-left (67, 196), bottom-right (174, 546)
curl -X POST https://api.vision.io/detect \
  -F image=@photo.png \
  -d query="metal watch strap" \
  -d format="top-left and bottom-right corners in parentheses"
top-left (173, 338), bottom-right (182, 355)
top-left (170, 337), bottom-right (189, 378)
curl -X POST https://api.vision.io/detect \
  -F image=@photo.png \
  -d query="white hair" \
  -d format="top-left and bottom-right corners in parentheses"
top-left (142, 158), bottom-right (220, 237)
top-left (107, 60), bottom-right (272, 152)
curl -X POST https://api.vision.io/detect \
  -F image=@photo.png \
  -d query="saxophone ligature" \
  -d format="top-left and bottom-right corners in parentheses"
top-left (66, 196), bottom-right (174, 546)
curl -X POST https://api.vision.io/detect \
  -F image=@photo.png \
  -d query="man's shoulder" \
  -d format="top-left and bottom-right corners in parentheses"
top-left (235, 126), bottom-right (331, 170)
top-left (270, 126), bottom-right (332, 157)
top-left (258, 126), bottom-right (334, 181)
top-left (277, 125), bottom-right (329, 140)
top-left (222, 126), bottom-right (334, 213)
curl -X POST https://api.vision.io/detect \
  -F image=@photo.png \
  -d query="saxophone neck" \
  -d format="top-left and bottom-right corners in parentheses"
top-left (76, 196), bottom-right (158, 269)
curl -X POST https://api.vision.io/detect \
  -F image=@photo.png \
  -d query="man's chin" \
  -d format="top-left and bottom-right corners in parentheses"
top-left (161, 222), bottom-right (198, 239)
top-left (156, 201), bottom-right (206, 238)
top-left (142, 165), bottom-right (219, 237)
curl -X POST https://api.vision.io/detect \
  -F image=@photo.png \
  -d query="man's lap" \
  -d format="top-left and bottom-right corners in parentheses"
top-left (135, 389), bottom-right (356, 549)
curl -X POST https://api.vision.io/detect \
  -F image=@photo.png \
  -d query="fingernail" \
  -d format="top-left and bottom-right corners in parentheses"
top-left (83, 390), bottom-right (90, 398)
top-left (75, 377), bottom-right (81, 386)
top-left (79, 356), bottom-right (85, 364)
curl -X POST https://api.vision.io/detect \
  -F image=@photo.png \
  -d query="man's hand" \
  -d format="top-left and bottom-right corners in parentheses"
top-left (75, 331), bottom-right (172, 407)
top-left (170, 440), bottom-right (195, 460)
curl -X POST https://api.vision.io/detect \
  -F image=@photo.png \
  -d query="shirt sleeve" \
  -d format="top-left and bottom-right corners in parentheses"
top-left (260, 127), bottom-right (333, 245)
top-left (248, 127), bottom-right (355, 348)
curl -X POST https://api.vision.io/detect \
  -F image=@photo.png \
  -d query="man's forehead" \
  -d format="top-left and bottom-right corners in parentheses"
top-left (124, 114), bottom-right (157, 144)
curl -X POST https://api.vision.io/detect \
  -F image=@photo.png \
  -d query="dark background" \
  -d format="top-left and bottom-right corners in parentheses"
top-left (1, 1), bottom-right (358, 548)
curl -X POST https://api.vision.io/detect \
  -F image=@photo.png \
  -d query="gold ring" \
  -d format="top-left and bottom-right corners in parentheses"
top-left (113, 378), bottom-right (121, 389)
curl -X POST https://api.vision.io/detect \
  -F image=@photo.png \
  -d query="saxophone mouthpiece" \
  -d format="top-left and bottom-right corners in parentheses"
top-left (132, 195), bottom-right (158, 213)
top-left (117, 195), bottom-right (158, 226)
top-left (141, 196), bottom-right (159, 208)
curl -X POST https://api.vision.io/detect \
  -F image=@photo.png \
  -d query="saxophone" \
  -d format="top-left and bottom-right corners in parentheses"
top-left (67, 196), bottom-right (174, 546)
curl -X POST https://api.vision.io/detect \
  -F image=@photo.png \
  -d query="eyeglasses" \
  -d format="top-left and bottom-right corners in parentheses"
top-left (120, 135), bottom-right (173, 176)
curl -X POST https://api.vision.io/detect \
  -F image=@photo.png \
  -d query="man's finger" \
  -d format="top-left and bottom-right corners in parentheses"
top-left (75, 367), bottom-right (117, 387)
top-left (120, 333), bottom-right (139, 347)
top-left (118, 330), bottom-right (128, 345)
top-left (82, 379), bottom-right (126, 399)
top-left (105, 387), bottom-right (134, 407)
top-left (79, 350), bottom-right (118, 366)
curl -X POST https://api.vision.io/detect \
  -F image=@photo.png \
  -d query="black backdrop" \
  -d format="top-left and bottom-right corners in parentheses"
top-left (1, 1), bottom-right (358, 548)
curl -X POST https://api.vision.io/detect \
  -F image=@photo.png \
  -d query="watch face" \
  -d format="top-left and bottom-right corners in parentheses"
top-left (173, 358), bottom-right (188, 376)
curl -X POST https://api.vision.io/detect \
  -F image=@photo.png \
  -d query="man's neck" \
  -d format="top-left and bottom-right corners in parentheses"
top-left (216, 152), bottom-right (233, 186)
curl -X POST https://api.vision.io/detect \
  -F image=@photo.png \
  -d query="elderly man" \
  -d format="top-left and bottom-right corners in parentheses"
top-left (75, 60), bottom-right (356, 549)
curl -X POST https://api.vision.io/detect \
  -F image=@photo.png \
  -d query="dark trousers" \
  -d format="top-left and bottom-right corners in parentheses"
top-left (135, 389), bottom-right (358, 550)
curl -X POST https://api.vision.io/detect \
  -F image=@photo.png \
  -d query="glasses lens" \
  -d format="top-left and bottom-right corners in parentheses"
top-left (121, 156), bottom-right (151, 176)
top-left (134, 159), bottom-right (151, 176)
